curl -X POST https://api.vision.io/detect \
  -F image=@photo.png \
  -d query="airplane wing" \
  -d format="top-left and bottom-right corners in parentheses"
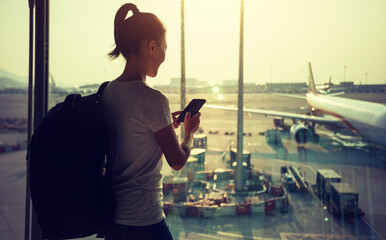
top-left (328, 91), bottom-right (345, 96)
top-left (271, 93), bottom-right (306, 100)
top-left (272, 91), bottom-right (345, 98)
top-left (204, 104), bottom-right (341, 124)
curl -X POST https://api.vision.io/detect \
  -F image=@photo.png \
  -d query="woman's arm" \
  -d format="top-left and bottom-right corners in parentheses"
top-left (155, 112), bottom-right (200, 171)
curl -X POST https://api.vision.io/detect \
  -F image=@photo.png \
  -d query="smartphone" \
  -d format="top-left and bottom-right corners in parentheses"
top-left (177, 99), bottom-right (206, 122)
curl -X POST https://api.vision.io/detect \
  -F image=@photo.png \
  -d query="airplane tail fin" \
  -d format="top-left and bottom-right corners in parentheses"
top-left (308, 62), bottom-right (318, 95)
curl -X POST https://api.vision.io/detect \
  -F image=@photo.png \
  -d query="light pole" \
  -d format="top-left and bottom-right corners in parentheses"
top-left (365, 72), bottom-right (368, 85)
top-left (180, 0), bottom-right (186, 139)
top-left (235, 0), bottom-right (245, 192)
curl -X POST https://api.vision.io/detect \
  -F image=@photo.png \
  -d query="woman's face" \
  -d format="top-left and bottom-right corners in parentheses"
top-left (147, 34), bottom-right (167, 78)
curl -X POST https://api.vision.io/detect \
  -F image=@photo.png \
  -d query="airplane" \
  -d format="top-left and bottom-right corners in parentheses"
top-left (49, 73), bottom-right (87, 95)
top-left (49, 73), bottom-right (73, 95)
top-left (205, 63), bottom-right (386, 148)
top-left (315, 76), bottom-right (333, 94)
top-left (314, 76), bottom-right (346, 96)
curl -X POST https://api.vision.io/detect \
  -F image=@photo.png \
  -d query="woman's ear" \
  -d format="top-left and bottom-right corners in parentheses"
top-left (148, 40), bottom-right (157, 55)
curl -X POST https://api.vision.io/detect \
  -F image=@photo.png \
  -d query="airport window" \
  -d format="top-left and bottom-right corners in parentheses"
top-left (1, 0), bottom-right (386, 239)
top-left (0, 1), bottom-right (29, 239)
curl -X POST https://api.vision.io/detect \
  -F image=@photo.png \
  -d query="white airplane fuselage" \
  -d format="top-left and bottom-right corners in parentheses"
top-left (306, 92), bottom-right (386, 147)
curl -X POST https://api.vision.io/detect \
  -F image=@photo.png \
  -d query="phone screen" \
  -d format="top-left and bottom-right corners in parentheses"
top-left (177, 99), bottom-right (206, 122)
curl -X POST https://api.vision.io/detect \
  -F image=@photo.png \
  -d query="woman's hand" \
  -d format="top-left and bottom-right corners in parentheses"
top-left (172, 111), bottom-right (183, 129)
top-left (184, 112), bottom-right (201, 136)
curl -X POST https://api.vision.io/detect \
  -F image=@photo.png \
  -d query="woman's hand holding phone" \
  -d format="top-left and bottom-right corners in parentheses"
top-left (172, 99), bottom-right (204, 132)
top-left (171, 110), bottom-right (201, 135)
top-left (184, 112), bottom-right (201, 136)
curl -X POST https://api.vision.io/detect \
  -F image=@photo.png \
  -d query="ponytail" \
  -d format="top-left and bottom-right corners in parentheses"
top-left (108, 3), bottom-right (166, 60)
top-left (108, 4), bottom-right (140, 59)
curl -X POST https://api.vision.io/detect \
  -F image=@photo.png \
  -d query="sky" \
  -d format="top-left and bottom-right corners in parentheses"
top-left (1, 0), bottom-right (386, 87)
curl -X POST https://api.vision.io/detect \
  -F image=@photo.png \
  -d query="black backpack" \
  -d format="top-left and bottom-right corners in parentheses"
top-left (28, 81), bottom-right (114, 239)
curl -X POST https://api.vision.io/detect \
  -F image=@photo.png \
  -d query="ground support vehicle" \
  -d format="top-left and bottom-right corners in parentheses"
top-left (314, 169), bottom-right (342, 199)
top-left (329, 182), bottom-right (364, 222)
top-left (281, 166), bottom-right (308, 192)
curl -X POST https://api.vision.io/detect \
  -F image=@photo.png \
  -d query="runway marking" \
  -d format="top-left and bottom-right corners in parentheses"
top-left (197, 231), bottom-right (277, 240)
top-left (194, 233), bottom-right (226, 240)
top-left (280, 232), bottom-right (381, 240)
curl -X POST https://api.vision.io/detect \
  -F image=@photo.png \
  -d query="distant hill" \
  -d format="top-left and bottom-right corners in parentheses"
top-left (0, 68), bottom-right (28, 87)
top-left (0, 77), bottom-right (27, 88)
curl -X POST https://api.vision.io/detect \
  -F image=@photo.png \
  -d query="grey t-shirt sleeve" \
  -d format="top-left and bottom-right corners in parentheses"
top-left (146, 92), bottom-right (172, 133)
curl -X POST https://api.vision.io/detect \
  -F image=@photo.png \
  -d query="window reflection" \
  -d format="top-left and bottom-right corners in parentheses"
top-left (1, 0), bottom-right (386, 239)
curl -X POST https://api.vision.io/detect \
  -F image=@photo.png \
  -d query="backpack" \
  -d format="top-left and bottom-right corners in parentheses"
top-left (28, 81), bottom-right (114, 239)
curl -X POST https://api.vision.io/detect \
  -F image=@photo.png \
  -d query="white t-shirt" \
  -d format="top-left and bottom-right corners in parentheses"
top-left (101, 80), bottom-right (172, 226)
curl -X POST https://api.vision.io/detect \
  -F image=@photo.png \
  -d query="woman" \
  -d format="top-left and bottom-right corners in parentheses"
top-left (101, 3), bottom-right (200, 240)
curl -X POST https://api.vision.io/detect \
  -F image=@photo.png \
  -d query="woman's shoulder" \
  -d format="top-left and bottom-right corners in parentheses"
top-left (105, 80), bottom-right (168, 105)
top-left (142, 83), bottom-right (169, 102)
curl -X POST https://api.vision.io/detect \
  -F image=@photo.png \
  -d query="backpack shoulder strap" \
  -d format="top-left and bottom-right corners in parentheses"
top-left (96, 81), bottom-right (110, 103)
top-left (63, 93), bottom-right (82, 112)
top-left (65, 93), bottom-right (81, 106)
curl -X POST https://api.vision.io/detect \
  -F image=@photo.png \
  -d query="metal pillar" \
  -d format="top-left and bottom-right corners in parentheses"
top-left (25, 0), bottom-right (35, 239)
top-left (34, 0), bottom-right (49, 124)
top-left (26, 0), bottom-right (49, 239)
top-left (235, 0), bottom-right (245, 192)
top-left (180, 0), bottom-right (186, 139)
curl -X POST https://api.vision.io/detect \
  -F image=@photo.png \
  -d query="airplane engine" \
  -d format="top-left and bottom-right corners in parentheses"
top-left (290, 123), bottom-right (313, 144)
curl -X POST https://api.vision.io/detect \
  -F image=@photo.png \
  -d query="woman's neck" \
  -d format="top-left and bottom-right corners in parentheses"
top-left (116, 57), bottom-right (147, 82)
top-left (116, 73), bottom-right (144, 82)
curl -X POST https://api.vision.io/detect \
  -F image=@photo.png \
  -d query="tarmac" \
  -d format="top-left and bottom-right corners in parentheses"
top-left (0, 92), bottom-right (385, 240)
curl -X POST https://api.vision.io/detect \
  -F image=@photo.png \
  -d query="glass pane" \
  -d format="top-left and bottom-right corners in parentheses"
top-left (0, 1), bottom-right (29, 239)
top-left (44, 0), bottom-right (386, 239)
